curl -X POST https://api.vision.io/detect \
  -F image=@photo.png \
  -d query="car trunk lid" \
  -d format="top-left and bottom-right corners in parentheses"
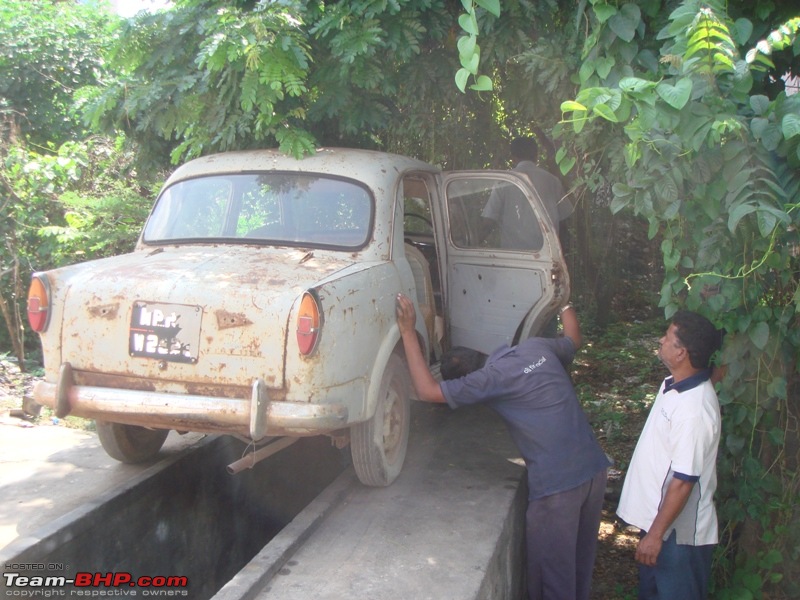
top-left (55, 245), bottom-right (352, 392)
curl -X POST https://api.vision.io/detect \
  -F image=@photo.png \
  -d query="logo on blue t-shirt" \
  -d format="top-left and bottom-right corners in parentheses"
top-left (523, 356), bottom-right (547, 374)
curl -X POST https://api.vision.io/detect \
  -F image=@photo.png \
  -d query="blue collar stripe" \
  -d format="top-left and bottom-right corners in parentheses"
top-left (663, 369), bottom-right (712, 394)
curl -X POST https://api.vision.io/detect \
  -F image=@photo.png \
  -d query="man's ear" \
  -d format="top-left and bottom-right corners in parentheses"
top-left (675, 344), bottom-right (689, 365)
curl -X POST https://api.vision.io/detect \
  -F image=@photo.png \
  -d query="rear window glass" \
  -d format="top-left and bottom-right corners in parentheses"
top-left (143, 173), bottom-right (373, 249)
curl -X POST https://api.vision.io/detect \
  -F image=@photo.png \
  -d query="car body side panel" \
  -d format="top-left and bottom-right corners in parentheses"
top-left (282, 262), bottom-right (399, 407)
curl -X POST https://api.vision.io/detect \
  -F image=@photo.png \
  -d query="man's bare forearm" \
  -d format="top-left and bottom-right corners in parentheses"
top-left (635, 478), bottom-right (694, 566)
top-left (396, 294), bottom-right (446, 403)
top-left (560, 305), bottom-right (582, 348)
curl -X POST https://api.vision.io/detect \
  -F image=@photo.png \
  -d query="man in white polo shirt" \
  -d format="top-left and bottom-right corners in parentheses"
top-left (617, 310), bottom-right (724, 599)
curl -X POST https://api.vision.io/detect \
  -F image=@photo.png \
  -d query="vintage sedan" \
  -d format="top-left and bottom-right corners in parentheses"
top-left (27, 148), bottom-right (570, 486)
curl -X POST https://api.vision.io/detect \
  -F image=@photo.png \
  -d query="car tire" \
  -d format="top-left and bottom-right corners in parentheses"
top-left (351, 354), bottom-right (411, 487)
top-left (96, 421), bottom-right (170, 463)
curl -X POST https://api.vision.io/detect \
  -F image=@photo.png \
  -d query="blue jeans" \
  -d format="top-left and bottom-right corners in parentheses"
top-left (637, 530), bottom-right (714, 600)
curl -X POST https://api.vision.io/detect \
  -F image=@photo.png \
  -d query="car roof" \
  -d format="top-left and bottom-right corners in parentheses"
top-left (163, 147), bottom-right (441, 192)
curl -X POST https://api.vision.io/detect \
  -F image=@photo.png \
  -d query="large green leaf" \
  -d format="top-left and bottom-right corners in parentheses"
top-left (619, 76), bottom-right (657, 95)
top-left (727, 202), bottom-right (756, 232)
top-left (748, 321), bottom-right (770, 350)
top-left (656, 78), bottom-right (692, 109)
top-left (561, 100), bottom-right (587, 112)
top-left (469, 75), bottom-right (493, 91)
top-left (455, 68), bottom-right (470, 92)
top-left (655, 173), bottom-right (679, 204)
top-left (760, 123), bottom-right (783, 151)
top-left (782, 113), bottom-right (800, 139)
top-left (732, 18), bottom-right (753, 45)
top-left (457, 34), bottom-right (476, 57)
top-left (595, 56), bottom-right (615, 79)
top-left (592, 3), bottom-right (617, 24)
top-left (579, 60), bottom-right (596, 84)
top-left (608, 3), bottom-right (641, 43)
top-left (458, 12), bottom-right (478, 35)
top-left (474, 0), bottom-right (501, 18)
top-left (459, 47), bottom-right (480, 72)
top-left (750, 116), bottom-right (769, 139)
top-left (593, 102), bottom-right (619, 122)
top-left (756, 204), bottom-right (788, 237)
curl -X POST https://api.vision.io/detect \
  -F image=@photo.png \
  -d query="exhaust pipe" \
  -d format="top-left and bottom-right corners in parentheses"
top-left (227, 437), bottom-right (299, 475)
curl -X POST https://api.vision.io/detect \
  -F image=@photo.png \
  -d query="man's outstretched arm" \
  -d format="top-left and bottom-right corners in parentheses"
top-left (395, 293), bottom-right (446, 403)
top-left (559, 304), bottom-right (582, 349)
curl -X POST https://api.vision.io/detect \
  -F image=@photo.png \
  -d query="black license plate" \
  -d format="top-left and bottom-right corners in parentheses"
top-left (129, 301), bottom-right (202, 363)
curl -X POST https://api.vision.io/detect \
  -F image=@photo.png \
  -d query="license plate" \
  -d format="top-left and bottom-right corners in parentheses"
top-left (129, 301), bottom-right (203, 363)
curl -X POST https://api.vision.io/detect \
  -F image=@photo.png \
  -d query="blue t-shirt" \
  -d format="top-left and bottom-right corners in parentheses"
top-left (440, 336), bottom-right (611, 500)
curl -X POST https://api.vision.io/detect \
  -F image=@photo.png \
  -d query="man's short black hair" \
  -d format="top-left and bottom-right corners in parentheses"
top-left (510, 137), bottom-right (539, 162)
top-left (441, 346), bottom-right (488, 380)
top-left (671, 310), bottom-right (724, 369)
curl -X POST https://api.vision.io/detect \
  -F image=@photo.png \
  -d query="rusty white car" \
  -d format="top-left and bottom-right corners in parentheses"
top-left (27, 148), bottom-right (569, 486)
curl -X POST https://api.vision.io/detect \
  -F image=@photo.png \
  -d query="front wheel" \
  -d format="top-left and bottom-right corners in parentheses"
top-left (96, 421), bottom-right (169, 463)
top-left (351, 355), bottom-right (411, 487)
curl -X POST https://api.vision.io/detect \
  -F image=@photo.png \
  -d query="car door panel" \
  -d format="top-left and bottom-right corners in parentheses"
top-left (439, 172), bottom-right (568, 355)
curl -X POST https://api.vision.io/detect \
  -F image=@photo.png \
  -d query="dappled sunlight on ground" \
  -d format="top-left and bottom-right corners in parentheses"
top-left (573, 318), bottom-right (666, 599)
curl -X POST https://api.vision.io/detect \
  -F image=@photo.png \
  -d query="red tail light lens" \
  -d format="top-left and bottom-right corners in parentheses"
top-left (27, 274), bottom-right (51, 333)
top-left (296, 291), bottom-right (322, 355)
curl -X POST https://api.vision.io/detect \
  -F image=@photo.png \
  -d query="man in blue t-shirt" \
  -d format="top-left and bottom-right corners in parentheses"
top-left (395, 293), bottom-right (611, 600)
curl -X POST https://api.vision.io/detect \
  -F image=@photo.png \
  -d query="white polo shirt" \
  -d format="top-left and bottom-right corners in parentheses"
top-left (617, 371), bottom-right (721, 545)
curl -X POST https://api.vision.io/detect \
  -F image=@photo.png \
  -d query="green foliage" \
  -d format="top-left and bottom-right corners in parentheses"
top-left (0, 137), bottom-right (152, 363)
top-left (455, 0), bottom-right (499, 92)
top-left (81, 0), bottom-right (461, 164)
top-left (0, 0), bottom-right (115, 148)
top-left (81, 0), bottom-right (317, 163)
top-left (559, 0), bottom-right (800, 595)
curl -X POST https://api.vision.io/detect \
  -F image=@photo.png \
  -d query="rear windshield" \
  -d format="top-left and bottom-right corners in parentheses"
top-left (142, 173), bottom-right (373, 249)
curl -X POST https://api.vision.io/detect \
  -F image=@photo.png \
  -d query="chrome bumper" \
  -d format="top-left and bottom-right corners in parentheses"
top-left (32, 363), bottom-right (349, 441)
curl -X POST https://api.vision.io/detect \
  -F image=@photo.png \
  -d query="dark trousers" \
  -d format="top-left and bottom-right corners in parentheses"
top-left (637, 530), bottom-right (714, 599)
top-left (526, 467), bottom-right (607, 600)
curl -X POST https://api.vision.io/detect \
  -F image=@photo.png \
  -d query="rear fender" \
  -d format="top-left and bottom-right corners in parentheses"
top-left (362, 322), bottom-right (419, 422)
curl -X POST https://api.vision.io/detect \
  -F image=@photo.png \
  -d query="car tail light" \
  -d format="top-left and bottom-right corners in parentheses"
top-left (296, 291), bottom-right (322, 355)
top-left (27, 274), bottom-right (51, 333)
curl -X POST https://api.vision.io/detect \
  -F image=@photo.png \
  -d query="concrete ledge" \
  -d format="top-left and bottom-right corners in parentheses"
top-left (0, 435), bottom-right (345, 599)
top-left (213, 471), bottom-right (359, 600)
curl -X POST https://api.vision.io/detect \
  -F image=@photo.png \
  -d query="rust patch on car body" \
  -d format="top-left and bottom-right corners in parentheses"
top-left (75, 371), bottom-right (158, 392)
top-left (87, 303), bottom-right (120, 320)
top-left (215, 309), bottom-right (253, 330)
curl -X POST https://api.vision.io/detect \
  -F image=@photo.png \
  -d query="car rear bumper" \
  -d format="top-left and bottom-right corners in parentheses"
top-left (32, 363), bottom-right (349, 440)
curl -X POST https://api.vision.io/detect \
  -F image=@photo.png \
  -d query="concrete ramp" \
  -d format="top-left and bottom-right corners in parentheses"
top-left (216, 403), bottom-right (528, 600)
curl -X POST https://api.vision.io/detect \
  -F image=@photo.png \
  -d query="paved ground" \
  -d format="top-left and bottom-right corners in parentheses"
top-left (1, 402), bottom-right (529, 600)
top-left (0, 410), bottom-right (206, 551)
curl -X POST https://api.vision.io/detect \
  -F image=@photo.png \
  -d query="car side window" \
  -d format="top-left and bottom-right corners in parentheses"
top-left (446, 178), bottom-right (544, 251)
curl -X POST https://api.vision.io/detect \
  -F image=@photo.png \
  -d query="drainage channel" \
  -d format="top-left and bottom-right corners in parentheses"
top-left (0, 434), bottom-right (346, 599)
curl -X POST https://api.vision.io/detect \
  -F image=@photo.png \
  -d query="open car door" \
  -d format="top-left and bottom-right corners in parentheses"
top-left (437, 171), bottom-right (570, 356)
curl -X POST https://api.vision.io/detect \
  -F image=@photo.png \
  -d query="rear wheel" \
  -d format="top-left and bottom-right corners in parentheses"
top-left (351, 355), bottom-right (410, 487)
top-left (96, 421), bottom-right (169, 463)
